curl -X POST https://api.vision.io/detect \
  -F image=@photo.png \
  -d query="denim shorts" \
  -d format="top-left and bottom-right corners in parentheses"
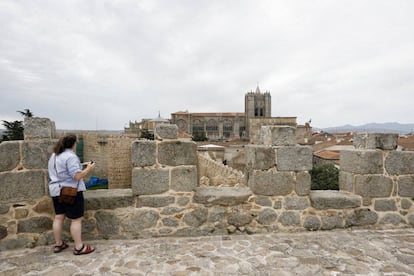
top-left (52, 192), bottom-right (84, 219)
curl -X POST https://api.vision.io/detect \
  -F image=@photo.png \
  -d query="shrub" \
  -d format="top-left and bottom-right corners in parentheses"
top-left (192, 132), bottom-right (208, 142)
top-left (310, 163), bottom-right (339, 190)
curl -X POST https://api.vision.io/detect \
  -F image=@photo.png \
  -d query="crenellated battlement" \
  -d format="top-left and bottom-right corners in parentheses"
top-left (0, 118), bottom-right (413, 250)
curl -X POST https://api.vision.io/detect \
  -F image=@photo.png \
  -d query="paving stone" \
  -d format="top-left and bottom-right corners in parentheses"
top-left (1, 229), bottom-right (414, 275)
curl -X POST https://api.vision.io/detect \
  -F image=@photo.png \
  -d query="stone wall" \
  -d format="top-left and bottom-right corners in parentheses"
top-left (249, 117), bottom-right (297, 144)
top-left (338, 133), bottom-right (414, 226)
top-left (1, 120), bottom-right (413, 250)
top-left (198, 154), bottom-right (244, 186)
top-left (82, 133), bottom-right (135, 189)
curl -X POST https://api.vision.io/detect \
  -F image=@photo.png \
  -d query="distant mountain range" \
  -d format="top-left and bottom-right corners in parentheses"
top-left (317, 122), bottom-right (414, 135)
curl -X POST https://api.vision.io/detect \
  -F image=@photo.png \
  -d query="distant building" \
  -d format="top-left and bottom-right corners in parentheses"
top-left (124, 112), bottom-right (169, 136)
top-left (171, 86), bottom-right (299, 141)
top-left (126, 86), bottom-right (310, 141)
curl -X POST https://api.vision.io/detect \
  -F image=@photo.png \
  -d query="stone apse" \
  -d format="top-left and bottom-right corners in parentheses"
top-left (0, 117), bottom-right (413, 250)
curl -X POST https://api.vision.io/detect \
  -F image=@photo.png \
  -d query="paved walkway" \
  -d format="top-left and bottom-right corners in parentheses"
top-left (1, 228), bottom-right (414, 275)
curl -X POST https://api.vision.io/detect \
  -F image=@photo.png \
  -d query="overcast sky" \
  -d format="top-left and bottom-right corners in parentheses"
top-left (1, 0), bottom-right (413, 130)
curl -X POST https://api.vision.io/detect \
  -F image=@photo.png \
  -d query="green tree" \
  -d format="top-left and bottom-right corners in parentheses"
top-left (310, 163), bottom-right (339, 190)
top-left (1, 109), bottom-right (34, 141)
top-left (1, 120), bottom-right (24, 140)
top-left (17, 109), bottom-right (34, 117)
top-left (192, 132), bottom-right (208, 142)
top-left (140, 129), bottom-right (154, 140)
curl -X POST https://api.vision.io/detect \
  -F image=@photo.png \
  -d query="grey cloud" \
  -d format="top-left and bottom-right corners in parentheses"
top-left (1, 0), bottom-right (413, 130)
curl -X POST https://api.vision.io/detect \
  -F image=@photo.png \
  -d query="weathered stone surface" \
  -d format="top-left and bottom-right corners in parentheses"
top-left (379, 214), bottom-right (404, 225)
top-left (207, 207), bottom-right (227, 224)
top-left (321, 214), bottom-right (344, 230)
top-left (194, 186), bottom-right (252, 206)
top-left (245, 145), bottom-right (276, 170)
top-left (303, 216), bottom-right (321, 231)
top-left (95, 210), bottom-right (120, 235)
top-left (401, 199), bottom-right (413, 210)
top-left (408, 214), bottom-right (414, 226)
top-left (0, 225), bottom-right (7, 240)
top-left (385, 151), bottom-right (414, 175)
top-left (256, 208), bottom-right (278, 225)
top-left (158, 141), bottom-right (197, 166)
top-left (84, 189), bottom-right (133, 210)
top-left (354, 175), bottom-right (393, 198)
top-left (32, 197), bottom-right (54, 215)
top-left (0, 171), bottom-right (47, 202)
top-left (273, 200), bottom-right (282, 209)
top-left (23, 117), bottom-right (55, 140)
top-left (174, 227), bottom-right (211, 237)
top-left (353, 133), bottom-right (398, 150)
top-left (0, 235), bottom-right (34, 251)
top-left (160, 207), bottom-right (185, 215)
top-left (276, 146), bottom-right (313, 171)
top-left (374, 199), bottom-right (397, 211)
top-left (296, 172), bottom-right (311, 196)
top-left (22, 140), bottom-right (54, 169)
top-left (17, 216), bottom-right (53, 233)
top-left (0, 205), bottom-right (10, 215)
top-left (177, 197), bottom-right (190, 206)
top-left (248, 170), bottom-right (294, 196)
top-left (82, 218), bottom-right (96, 239)
top-left (183, 208), bottom-right (208, 227)
top-left (170, 166), bottom-right (198, 192)
top-left (162, 217), bottom-right (179, 227)
top-left (228, 211), bottom-right (254, 227)
top-left (285, 197), bottom-right (309, 210)
top-left (255, 196), bottom-right (272, 206)
top-left (279, 211), bottom-right (301, 226)
top-left (340, 150), bottom-right (383, 174)
top-left (14, 208), bottom-right (29, 219)
top-left (131, 140), bottom-right (156, 167)
top-left (122, 209), bottom-right (159, 233)
top-left (398, 176), bottom-right (414, 197)
top-left (155, 124), bottom-right (178, 140)
top-left (345, 209), bottom-right (378, 227)
top-left (339, 171), bottom-right (354, 192)
top-left (132, 167), bottom-right (169, 195)
top-left (0, 141), bottom-right (20, 172)
top-left (260, 126), bottom-right (296, 146)
top-left (310, 191), bottom-right (361, 209)
top-left (137, 196), bottom-right (175, 207)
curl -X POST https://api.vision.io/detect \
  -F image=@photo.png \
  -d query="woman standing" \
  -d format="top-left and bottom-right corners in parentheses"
top-left (48, 134), bottom-right (96, 255)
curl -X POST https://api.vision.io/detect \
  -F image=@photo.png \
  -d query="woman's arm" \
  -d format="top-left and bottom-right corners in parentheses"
top-left (74, 162), bottom-right (96, 181)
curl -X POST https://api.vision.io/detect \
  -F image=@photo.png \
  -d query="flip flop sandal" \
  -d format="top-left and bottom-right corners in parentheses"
top-left (53, 241), bottom-right (69, 253)
top-left (73, 244), bottom-right (95, 255)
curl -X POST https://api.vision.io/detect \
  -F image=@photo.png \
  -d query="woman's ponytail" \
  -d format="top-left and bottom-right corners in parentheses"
top-left (53, 134), bottom-right (77, 155)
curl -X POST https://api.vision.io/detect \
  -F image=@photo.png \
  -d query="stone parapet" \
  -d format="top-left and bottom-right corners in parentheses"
top-left (1, 123), bottom-right (413, 250)
top-left (353, 133), bottom-right (398, 150)
top-left (84, 189), bottom-right (134, 210)
top-left (194, 186), bottom-right (252, 206)
top-left (0, 170), bottom-right (47, 203)
top-left (310, 190), bottom-right (361, 209)
top-left (0, 141), bottom-right (20, 172)
top-left (259, 126), bottom-right (296, 146)
top-left (385, 151), bottom-right (414, 175)
top-left (198, 154), bottom-right (244, 186)
top-left (23, 117), bottom-right (56, 140)
top-left (158, 141), bottom-right (198, 166)
top-left (276, 145), bottom-right (313, 171)
top-left (340, 150), bottom-right (383, 174)
top-left (155, 124), bottom-right (178, 140)
top-left (131, 140), bottom-right (156, 167)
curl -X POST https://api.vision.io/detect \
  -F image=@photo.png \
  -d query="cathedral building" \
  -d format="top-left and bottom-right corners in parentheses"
top-left (171, 86), bottom-right (298, 141)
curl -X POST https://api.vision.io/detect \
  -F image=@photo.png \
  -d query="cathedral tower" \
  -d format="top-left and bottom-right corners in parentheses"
top-left (244, 86), bottom-right (271, 136)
